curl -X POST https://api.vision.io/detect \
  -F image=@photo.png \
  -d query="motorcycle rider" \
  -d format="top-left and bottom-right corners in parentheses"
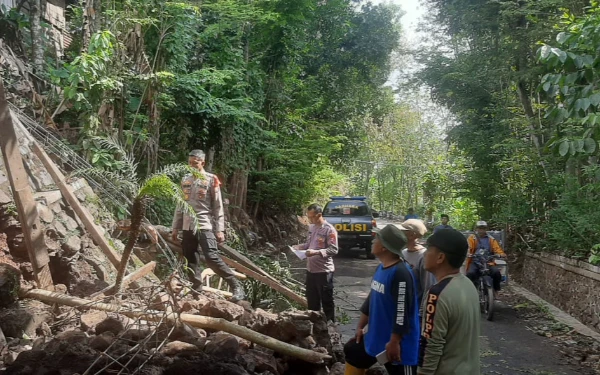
top-left (465, 221), bottom-right (506, 293)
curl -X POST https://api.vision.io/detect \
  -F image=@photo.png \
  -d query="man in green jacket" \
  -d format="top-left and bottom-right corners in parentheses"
top-left (418, 229), bottom-right (480, 375)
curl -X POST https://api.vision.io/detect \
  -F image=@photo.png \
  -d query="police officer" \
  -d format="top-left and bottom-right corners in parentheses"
top-left (172, 149), bottom-right (245, 301)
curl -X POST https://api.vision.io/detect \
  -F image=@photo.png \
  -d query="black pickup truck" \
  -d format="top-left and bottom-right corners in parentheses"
top-left (322, 196), bottom-right (378, 258)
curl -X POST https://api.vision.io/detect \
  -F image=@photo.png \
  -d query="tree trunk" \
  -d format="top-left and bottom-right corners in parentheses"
top-left (92, 0), bottom-right (101, 34)
top-left (206, 147), bottom-right (215, 171)
top-left (91, 261), bottom-right (156, 297)
top-left (29, 0), bottom-right (44, 73)
top-left (376, 167), bottom-right (383, 211)
top-left (251, 158), bottom-right (263, 218)
top-left (363, 162), bottom-right (372, 196)
top-left (82, 0), bottom-right (101, 50)
top-left (513, 10), bottom-right (550, 180)
top-left (391, 169), bottom-right (397, 214)
top-left (146, 86), bottom-right (160, 175)
top-left (229, 168), bottom-right (249, 220)
top-left (113, 197), bottom-right (146, 294)
top-left (516, 80), bottom-right (550, 180)
top-left (241, 170), bottom-right (248, 213)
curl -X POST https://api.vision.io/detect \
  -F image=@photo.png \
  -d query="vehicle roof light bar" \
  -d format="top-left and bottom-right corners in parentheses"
top-left (329, 196), bottom-right (367, 201)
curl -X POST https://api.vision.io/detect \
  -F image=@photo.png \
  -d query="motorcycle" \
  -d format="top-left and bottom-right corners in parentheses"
top-left (468, 249), bottom-right (501, 321)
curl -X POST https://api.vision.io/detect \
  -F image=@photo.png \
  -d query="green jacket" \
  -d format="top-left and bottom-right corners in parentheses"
top-left (418, 273), bottom-right (480, 375)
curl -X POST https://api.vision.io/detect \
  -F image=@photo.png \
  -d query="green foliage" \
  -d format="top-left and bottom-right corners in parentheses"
top-left (147, 198), bottom-right (177, 226)
top-left (249, 127), bottom-right (348, 213)
top-left (345, 99), bottom-right (480, 229)
top-left (24, 0), bottom-right (403, 243)
top-left (74, 136), bottom-right (200, 226)
top-left (589, 245), bottom-right (600, 265)
top-left (416, 0), bottom-right (600, 260)
top-left (2, 202), bottom-right (18, 217)
top-left (539, 5), bottom-right (600, 158)
top-left (242, 254), bottom-right (303, 311)
top-left (0, 5), bottom-right (29, 32)
top-left (50, 31), bottom-right (119, 117)
top-left (539, 174), bottom-right (600, 258)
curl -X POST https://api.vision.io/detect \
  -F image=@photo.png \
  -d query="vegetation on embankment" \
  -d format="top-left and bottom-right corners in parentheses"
top-left (415, 0), bottom-right (600, 263)
top-left (1, 0), bottom-right (600, 263)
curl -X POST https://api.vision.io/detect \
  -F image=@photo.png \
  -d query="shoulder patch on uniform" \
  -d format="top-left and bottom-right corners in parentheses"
top-left (213, 175), bottom-right (221, 188)
top-left (328, 230), bottom-right (337, 245)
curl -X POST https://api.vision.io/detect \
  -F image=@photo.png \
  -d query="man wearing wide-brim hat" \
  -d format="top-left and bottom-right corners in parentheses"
top-left (344, 224), bottom-right (420, 375)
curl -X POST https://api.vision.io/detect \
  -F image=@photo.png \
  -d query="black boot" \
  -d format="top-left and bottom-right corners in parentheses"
top-left (187, 262), bottom-right (204, 292)
top-left (226, 277), bottom-right (246, 302)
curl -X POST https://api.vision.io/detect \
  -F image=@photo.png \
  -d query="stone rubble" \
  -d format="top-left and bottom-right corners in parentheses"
top-left (0, 291), bottom-right (345, 374)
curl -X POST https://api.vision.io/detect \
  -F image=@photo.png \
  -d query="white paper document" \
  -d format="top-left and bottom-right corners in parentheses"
top-left (288, 246), bottom-right (307, 260)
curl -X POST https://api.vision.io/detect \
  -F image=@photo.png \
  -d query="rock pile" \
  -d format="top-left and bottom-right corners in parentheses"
top-left (0, 291), bottom-right (345, 374)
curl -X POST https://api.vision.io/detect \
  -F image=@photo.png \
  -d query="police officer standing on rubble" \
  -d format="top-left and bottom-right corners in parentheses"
top-left (172, 149), bottom-right (246, 302)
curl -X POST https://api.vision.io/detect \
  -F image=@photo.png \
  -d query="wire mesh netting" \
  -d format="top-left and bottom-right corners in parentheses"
top-left (9, 103), bottom-right (185, 277)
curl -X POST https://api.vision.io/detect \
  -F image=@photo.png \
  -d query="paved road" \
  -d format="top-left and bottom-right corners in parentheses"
top-left (332, 253), bottom-right (588, 375)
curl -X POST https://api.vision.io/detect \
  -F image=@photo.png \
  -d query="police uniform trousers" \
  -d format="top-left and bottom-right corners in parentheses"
top-left (182, 229), bottom-right (236, 284)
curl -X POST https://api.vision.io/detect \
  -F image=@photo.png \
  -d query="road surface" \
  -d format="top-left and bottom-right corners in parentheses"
top-left (332, 253), bottom-right (591, 375)
top-left (288, 219), bottom-right (596, 374)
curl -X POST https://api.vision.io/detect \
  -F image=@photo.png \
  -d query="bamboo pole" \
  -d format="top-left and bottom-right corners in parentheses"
top-left (26, 289), bottom-right (330, 364)
top-left (91, 261), bottom-right (156, 298)
top-left (218, 243), bottom-right (273, 279)
top-left (0, 81), bottom-right (53, 290)
top-left (160, 232), bottom-right (305, 305)
top-left (156, 228), bottom-right (301, 302)
top-left (221, 256), bottom-right (307, 308)
top-left (31, 142), bottom-right (123, 270)
top-left (152, 229), bottom-right (250, 280)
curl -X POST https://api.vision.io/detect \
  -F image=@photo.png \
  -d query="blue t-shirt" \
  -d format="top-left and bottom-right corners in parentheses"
top-left (404, 214), bottom-right (419, 220)
top-left (477, 236), bottom-right (491, 256)
top-left (433, 224), bottom-right (453, 233)
top-left (360, 261), bottom-right (420, 366)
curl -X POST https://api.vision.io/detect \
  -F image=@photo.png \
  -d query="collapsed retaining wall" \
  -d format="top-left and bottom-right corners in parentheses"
top-left (514, 252), bottom-right (600, 334)
top-left (0, 120), bottom-right (123, 295)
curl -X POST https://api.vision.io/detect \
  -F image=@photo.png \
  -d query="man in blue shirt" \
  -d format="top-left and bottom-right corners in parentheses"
top-left (433, 214), bottom-right (453, 233)
top-left (404, 208), bottom-right (419, 220)
top-left (344, 224), bottom-right (420, 375)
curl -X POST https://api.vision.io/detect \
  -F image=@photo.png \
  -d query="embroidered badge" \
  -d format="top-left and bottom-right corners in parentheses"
top-left (182, 182), bottom-right (192, 201)
top-left (317, 235), bottom-right (326, 247)
top-left (197, 186), bottom-right (207, 200)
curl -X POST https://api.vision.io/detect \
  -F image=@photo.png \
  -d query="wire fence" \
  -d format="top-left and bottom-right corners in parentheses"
top-left (9, 103), bottom-right (185, 277)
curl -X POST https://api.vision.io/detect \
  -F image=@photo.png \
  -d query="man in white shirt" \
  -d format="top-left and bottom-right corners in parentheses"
top-left (398, 219), bottom-right (436, 315)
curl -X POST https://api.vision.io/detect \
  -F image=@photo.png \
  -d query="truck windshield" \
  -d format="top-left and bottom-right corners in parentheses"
top-left (323, 201), bottom-right (370, 216)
